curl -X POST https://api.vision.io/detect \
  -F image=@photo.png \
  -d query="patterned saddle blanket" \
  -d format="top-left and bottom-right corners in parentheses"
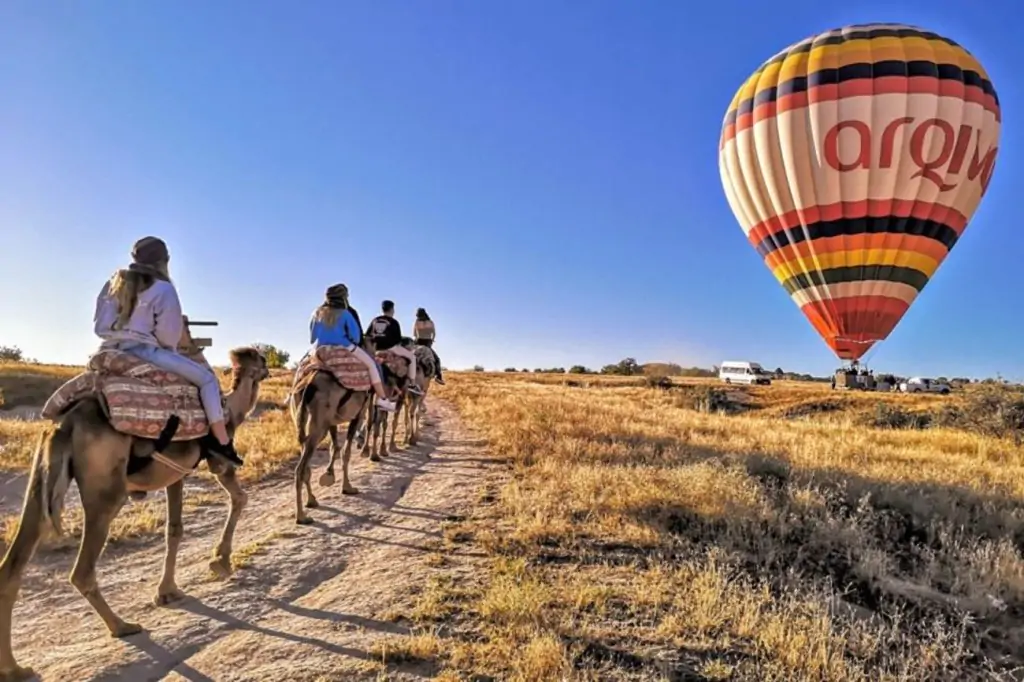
top-left (290, 346), bottom-right (412, 398)
top-left (40, 349), bottom-right (220, 441)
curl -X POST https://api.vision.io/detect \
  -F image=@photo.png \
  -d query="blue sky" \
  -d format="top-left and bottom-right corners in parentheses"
top-left (2, 0), bottom-right (1021, 379)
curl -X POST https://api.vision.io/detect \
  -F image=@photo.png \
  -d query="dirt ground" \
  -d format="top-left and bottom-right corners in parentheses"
top-left (4, 401), bottom-right (494, 682)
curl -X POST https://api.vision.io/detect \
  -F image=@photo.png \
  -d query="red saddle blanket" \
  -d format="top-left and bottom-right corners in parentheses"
top-left (291, 345), bottom-right (376, 395)
top-left (40, 349), bottom-right (219, 441)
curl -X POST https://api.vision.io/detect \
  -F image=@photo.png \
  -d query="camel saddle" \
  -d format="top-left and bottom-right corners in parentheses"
top-left (375, 348), bottom-right (410, 378)
top-left (41, 349), bottom-right (220, 442)
top-left (291, 345), bottom-right (377, 397)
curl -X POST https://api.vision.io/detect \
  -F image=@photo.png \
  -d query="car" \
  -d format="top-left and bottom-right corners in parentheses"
top-left (898, 377), bottom-right (951, 394)
top-left (719, 361), bottom-right (772, 385)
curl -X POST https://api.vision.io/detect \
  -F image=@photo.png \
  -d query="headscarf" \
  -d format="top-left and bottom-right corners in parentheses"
top-left (325, 283), bottom-right (349, 308)
top-left (128, 236), bottom-right (170, 278)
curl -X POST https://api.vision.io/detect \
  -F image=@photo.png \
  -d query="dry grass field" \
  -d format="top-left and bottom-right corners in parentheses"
top-left (2, 361), bottom-right (1024, 680)
top-left (414, 373), bottom-right (1024, 681)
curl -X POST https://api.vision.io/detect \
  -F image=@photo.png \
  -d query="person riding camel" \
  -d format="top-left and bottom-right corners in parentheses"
top-left (92, 236), bottom-right (245, 466)
top-left (365, 300), bottom-right (424, 396)
top-left (309, 284), bottom-right (397, 412)
top-left (413, 307), bottom-right (445, 385)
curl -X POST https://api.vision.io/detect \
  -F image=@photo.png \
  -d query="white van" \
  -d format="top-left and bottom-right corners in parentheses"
top-left (719, 361), bottom-right (772, 385)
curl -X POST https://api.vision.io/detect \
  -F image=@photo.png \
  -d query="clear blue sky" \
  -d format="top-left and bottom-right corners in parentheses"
top-left (2, 1), bottom-right (1021, 379)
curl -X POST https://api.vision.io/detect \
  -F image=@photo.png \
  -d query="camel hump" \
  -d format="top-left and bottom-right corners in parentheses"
top-left (375, 349), bottom-right (410, 378)
top-left (40, 349), bottom-right (217, 442)
top-left (292, 345), bottom-right (374, 396)
top-left (413, 345), bottom-right (436, 376)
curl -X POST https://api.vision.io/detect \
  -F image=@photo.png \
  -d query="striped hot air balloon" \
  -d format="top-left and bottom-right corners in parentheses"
top-left (718, 23), bottom-right (1001, 361)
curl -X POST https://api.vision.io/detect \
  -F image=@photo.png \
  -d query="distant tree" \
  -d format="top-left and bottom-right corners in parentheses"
top-left (774, 367), bottom-right (784, 377)
top-left (253, 343), bottom-right (291, 369)
top-left (504, 367), bottom-right (518, 373)
top-left (601, 357), bottom-right (641, 376)
top-left (569, 365), bottom-right (592, 374)
top-left (472, 365), bottom-right (485, 372)
top-left (0, 345), bottom-right (25, 363)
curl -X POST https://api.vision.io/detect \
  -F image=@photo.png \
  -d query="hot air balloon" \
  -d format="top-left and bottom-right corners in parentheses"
top-left (718, 23), bottom-right (1001, 362)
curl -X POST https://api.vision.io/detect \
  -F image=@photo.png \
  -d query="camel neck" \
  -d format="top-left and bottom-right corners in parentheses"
top-left (224, 375), bottom-right (260, 427)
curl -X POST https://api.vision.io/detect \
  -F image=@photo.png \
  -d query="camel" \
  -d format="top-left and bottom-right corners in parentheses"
top-left (365, 343), bottom-right (436, 456)
top-left (288, 342), bottom-right (405, 525)
top-left (0, 340), bottom-right (269, 682)
top-left (403, 345), bottom-right (436, 447)
top-left (361, 339), bottom-right (432, 460)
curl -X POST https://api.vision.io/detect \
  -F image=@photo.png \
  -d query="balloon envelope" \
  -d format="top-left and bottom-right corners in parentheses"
top-left (718, 23), bottom-right (1001, 361)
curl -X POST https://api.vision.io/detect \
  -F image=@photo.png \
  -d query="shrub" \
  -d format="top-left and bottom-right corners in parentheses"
top-left (0, 346), bottom-right (25, 363)
top-left (252, 343), bottom-right (291, 369)
top-left (644, 374), bottom-right (673, 390)
top-left (870, 403), bottom-right (931, 430)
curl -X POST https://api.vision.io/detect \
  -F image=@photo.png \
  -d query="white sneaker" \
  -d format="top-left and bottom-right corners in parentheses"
top-left (376, 397), bottom-right (397, 412)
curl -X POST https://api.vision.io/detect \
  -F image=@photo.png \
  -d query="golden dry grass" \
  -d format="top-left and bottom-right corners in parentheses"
top-left (0, 362), bottom-right (81, 410)
top-left (414, 373), bottom-right (1024, 681)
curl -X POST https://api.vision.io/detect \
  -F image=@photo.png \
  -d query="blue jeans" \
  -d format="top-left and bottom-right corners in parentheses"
top-left (112, 342), bottom-right (225, 423)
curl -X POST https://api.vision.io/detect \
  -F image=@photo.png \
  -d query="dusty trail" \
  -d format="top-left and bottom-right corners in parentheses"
top-left (7, 401), bottom-right (493, 681)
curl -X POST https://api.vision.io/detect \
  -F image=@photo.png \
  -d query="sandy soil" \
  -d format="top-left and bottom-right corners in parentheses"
top-left (5, 400), bottom-right (494, 681)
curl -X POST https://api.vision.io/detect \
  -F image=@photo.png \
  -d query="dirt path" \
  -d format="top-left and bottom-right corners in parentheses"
top-left (8, 400), bottom-right (494, 681)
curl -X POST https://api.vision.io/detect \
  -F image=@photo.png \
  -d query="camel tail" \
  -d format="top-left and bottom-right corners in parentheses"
top-left (295, 383), bottom-right (317, 445)
top-left (23, 421), bottom-right (73, 538)
top-left (37, 419), bottom-right (74, 536)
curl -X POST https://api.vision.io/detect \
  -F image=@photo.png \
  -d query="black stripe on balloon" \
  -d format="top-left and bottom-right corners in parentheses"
top-left (753, 217), bottom-right (958, 258)
top-left (781, 265), bottom-right (930, 295)
top-left (749, 25), bottom-right (996, 96)
top-left (723, 61), bottom-right (995, 126)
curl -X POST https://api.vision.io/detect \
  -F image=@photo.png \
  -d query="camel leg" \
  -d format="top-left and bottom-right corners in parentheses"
top-left (154, 479), bottom-right (186, 604)
top-left (363, 405), bottom-right (382, 462)
top-left (377, 410), bottom-right (390, 459)
top-left (319, 425), bottom-right (341, 487)
top-left (401, 395), bottom-right (413, 444)
top-left (359, 400), bottom-right (374, 460)
top-left (209, 465), bottom-right (247, 577)
top-left (70, 476), bottom-right (139, 638)
top-left (387, 397), bottom-right (400, 452)
top-left (0, 455), bottom-right (51, 681)
top-left (295, 423), bottom-right (326, 524)
top-left (340, 418), bottom-right (360, 495)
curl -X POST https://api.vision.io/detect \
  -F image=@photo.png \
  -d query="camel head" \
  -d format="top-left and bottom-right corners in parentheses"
top-left (224, 346), bottom-right (271, 425)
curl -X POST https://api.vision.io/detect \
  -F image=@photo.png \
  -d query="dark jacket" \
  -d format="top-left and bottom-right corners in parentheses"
top-left (365, 314), bottom-right (402, 350)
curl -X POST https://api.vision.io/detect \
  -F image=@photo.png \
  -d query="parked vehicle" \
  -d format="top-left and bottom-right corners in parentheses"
top-left (719, 361), bottom-right (772, 385)
top-left (898, 377), bottom-right (951, 394)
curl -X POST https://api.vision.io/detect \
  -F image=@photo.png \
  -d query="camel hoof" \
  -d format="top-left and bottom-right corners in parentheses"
top-left (342, 485), bottom-right (359, 495)
top-left (154, 587), bottom-right (187, 606)
top-left (295, 516), bottom-right (314, 525)
top-left (305, 498), bottom-right (320, 509)
top-left (369, 453), bottom-right (381, 463)
top-left (111, 621), bottom-right (143, 638)
top-left (319, 472), bottom-right (336, 487)
top-left (208, 557), bottom-right (233, 579)
top-left (0, 664), bottom-right (35, 682)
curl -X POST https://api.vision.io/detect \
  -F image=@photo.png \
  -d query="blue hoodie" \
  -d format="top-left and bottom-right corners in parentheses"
top-left (309, 307), bottom-right (361, 348)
